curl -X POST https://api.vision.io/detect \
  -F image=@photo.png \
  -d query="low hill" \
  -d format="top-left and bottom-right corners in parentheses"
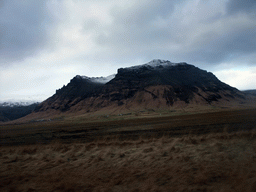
top-left (243, 89), bottom-right (256, 96)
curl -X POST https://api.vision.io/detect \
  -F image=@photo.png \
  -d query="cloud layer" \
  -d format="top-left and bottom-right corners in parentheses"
top-left (0, 1), bottom-right (57, 65)
top-left (0, 0), bottom-right (255, 101)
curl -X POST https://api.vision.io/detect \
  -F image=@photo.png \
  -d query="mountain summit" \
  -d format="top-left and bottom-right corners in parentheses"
top-left (34, 60), bottom-right (245, 116)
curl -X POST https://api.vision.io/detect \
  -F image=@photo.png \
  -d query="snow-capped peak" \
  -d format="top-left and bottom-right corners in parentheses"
top-left (0, 101), bottom-right (39, 107)
top-left (124, 59), bottom-right (187, 71)
top-left (146, 59), bottom-right (173, 67)
top-left (89, 74), bottom-right (116, 84)
top-left (78, 74), bottom-right (116, 84)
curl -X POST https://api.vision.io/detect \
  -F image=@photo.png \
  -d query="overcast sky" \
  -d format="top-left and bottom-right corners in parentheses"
top-left (0, 0), bottom-right (256, 102)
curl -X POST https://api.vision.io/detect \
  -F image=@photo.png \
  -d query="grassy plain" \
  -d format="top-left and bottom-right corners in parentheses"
top-left (0, 108), bottom-right (256, 191)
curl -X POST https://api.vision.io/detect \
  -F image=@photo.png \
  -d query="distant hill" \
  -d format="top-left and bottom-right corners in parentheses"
top-left (0, 102), bottom-right (39, 122)
top-left (31, 59), bottom-right (248, 119)
top-left (243, 90), bottom-right (256, 96)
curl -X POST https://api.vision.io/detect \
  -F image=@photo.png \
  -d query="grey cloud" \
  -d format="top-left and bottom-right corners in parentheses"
top-left (1, 0), bottom-right (256, 101)
top-left (1, 0), bottom-right (256, 69)
top-left (87, 0), bottom-right (256, 66)
top-left (110, 1), bottom-right (176, 27)
top-left (226, 0), bottom-right (256, 15)
top-left (183, 23), bottom-right (256, 64)
top-left (89, 1), bottom-right (178, 62)
top-left (0, 0), bottom-right (55, 66)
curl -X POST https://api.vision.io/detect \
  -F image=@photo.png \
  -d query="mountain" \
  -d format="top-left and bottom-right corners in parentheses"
top-left (243, 89), bottom-right (256, 96)
top-left (0, 101), bottom-right (39, 107)
top-left (31, 59), bottom-right (247, 119)
top-left (0, 102), bottom-right (39, 122)
top-left (33, 75), bottom-right (115, 112)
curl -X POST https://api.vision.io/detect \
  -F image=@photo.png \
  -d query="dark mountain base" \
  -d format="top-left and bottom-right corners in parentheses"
top-left (0, 103), bottom-right (39, 122)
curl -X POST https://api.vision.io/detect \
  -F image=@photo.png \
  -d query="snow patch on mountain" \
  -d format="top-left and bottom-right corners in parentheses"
top-left (124, 59), bottom-right (187, 71)
top-left (74, 60), bottom-right (187, 83)
top-left (89, 74), bottom-right (116, 84)
top-left (0, 101), bottom-right (40, 107)
top-left (78, 74), bottom-right (116, 84)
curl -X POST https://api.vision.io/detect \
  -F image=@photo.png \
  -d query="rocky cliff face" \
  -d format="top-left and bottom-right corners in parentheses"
top-left (34, 75), bottom-right (105, 112)
top-left (34, 60), bottom-right (245, 114)
top-left (101, 61), bottom-right (242, 103)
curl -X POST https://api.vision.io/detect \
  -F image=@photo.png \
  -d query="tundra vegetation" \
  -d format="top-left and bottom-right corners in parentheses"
top-left (1, 130), bottom-right (256, 192)
top-left (1, 109), bottom-right (256, 191)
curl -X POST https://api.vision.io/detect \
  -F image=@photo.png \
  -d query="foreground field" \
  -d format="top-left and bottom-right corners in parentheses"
top-left (1, 109), bottom-right (256, 191)
top-left (1, 109), bottom-right (256, 146)
top-left (1, 131), bottom-right (256, 192)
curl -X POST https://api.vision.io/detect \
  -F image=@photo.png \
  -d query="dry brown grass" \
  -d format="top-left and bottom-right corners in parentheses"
top-left (1, 130), bottom-right (256, 192)
top-left (2, 108), bottom-right (256, 146)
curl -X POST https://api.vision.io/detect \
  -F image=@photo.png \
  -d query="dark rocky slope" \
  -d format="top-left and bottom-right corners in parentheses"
top-left (100, 61), bottom-right (243, 104)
